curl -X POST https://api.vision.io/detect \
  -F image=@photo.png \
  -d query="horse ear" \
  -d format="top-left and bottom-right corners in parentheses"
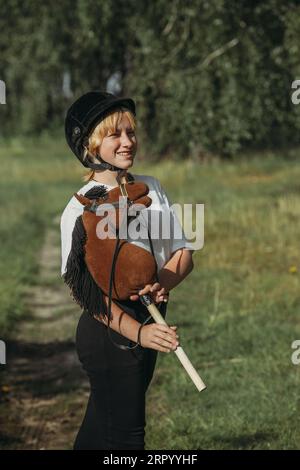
top-left (74, 193), bottom-right (91, 206)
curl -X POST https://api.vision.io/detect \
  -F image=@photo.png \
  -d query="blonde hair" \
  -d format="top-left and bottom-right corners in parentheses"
top-left (82, 107), bottom-right (137, 182)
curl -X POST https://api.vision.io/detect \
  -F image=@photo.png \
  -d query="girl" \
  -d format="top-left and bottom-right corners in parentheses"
top-left (61, 91), bottom-right (194, 450)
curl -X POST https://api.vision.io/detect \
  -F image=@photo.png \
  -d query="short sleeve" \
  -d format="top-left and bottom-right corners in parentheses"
top-left (60, 196), bottom-right (84, 276)
top-left (154, 179), bottom-right (195, 256)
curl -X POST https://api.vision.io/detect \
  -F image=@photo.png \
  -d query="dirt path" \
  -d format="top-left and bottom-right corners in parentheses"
top-left (0, 216), bottom-right (89, 450)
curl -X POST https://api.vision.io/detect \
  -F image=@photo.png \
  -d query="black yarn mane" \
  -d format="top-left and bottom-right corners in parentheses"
top-left (84, 185), bottom-right (108, 200)
top-left (63, 185), bottom-right (109, 318)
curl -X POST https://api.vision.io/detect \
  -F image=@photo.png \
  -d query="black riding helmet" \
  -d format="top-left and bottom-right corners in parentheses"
top-left (64, 91), bottom-right (136, 171)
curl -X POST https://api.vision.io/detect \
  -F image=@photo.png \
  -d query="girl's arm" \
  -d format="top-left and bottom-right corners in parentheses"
top-left (94, 294), bottom-right (179, 353)
top-left (96, 295), bottom-right (141, 343)
top-left (158, 248), bottom-right (194, 293)
top-left (135, 248), bottom-right (194, 302)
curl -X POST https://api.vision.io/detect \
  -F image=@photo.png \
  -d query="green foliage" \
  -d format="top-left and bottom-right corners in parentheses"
top-left (126, 0), bottom-right (300, 157)
top-left (0, 0), bottom-right (131, 134)
top-left (1, 1), bottom-right (300, 157)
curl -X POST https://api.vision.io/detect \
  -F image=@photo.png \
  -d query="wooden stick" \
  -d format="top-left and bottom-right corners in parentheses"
top-left (140, 295), bottom-right (207, 393)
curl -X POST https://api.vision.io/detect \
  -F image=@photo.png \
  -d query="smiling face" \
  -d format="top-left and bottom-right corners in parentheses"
top-left (97, 113), bottom-right (137, 170)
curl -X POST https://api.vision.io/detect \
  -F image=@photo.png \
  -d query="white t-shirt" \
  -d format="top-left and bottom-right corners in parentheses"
top-left (60, 174), bottom-right (194, 277)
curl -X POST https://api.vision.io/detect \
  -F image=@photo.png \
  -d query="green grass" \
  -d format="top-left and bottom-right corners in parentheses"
top-left (0, 134), bottom-right (81, 333)
top-left (1, 135), bottom-right (300, 448)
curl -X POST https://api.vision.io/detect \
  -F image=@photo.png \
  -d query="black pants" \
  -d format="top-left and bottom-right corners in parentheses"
top-left (73, 299), bottom-right (167, 450)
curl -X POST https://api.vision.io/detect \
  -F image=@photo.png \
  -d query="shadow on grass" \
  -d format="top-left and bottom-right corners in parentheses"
top-left (2, 339), bottom-right (87, 397)
top-left (0, 431), bottom-right (23, 447)
top-left (211, 431), bottom-right (277, 449)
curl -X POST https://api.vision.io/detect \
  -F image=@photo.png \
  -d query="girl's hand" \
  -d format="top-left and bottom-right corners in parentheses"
top-left (139, 324), bottom-right (179, 353)
top-left (129, 282), bottom-right (169, 304)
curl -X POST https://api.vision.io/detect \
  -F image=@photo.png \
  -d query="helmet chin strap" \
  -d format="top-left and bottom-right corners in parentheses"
top-left (86, 154), bottom-right (123, 172)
